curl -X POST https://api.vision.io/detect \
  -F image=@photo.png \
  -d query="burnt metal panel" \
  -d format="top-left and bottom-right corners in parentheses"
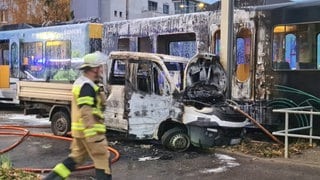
top-left (103, 11), bottom-right (215, 54)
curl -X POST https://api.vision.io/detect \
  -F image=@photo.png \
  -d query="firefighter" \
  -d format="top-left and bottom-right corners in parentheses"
top-left (43, 51), bottom-right (111, 180)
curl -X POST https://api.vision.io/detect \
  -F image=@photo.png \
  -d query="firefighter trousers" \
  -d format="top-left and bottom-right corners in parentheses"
top-left (69, 136), bottom-right (111, 175)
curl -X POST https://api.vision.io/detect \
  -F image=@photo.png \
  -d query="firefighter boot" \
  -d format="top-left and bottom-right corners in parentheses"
top-left (43, 157), bottom-right (76, 180)
top-left (95, 168), bottom-right (112, 180)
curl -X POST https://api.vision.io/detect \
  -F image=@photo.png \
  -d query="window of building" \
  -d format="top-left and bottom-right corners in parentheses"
top-left (0, 10), bottom-right (7, 23)
top-left (163, 4), bottom-right (169, 14)
top-left (114, 10), bottom-right (117, 17)
top-left (119, 11), bottom-right (122, 17)
top-left (148, 1), bottom-right (158, 11)
top-left (189, 1), bottom-right (197, 13)
top-left (174, 2), bottom-right (183, 14)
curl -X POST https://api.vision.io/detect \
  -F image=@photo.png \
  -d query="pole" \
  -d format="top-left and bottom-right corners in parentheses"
top-left (220, 0), bottom-right (234, 99)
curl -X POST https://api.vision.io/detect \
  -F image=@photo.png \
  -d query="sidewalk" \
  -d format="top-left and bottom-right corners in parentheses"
top-left (285, 146), bottom-right (320, 166)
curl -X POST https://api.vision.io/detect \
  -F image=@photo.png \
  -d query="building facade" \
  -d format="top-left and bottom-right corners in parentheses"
top-left (0, 0), bottom-right (296, 25)
top-left (71, 0), bottom-right (176, 22)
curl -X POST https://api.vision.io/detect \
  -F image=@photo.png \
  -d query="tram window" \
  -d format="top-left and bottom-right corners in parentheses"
top-left (169, 41), bottom-right (196, 58)
top-left (317, 33), bottom-right (320, 69)
top-left (213, 30), bottom-right (220, 55)
top-left (0, 41), bottom-right (9, 65)
top-left (158, 33), bottom-right (196, 56)
top-left (118, 38), bottom-right (130, 51)
top-left (10, 42), bottom-right (19, 78)
top-left (0, 50), bottom-right (8, 65)
top-left (21, 42), bottom-right (44, 80)
top-left (285, 34), bottom-right (296, 69)
top-left (273, 24), bottom-right (318, 70)
top-left (45, 40), bottom-right (74, 81)
top-left (235, 28), bottom-right (251, 82)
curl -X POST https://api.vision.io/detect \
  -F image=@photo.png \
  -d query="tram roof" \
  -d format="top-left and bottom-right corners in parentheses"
top-left (246, 0), bottom-right (320, 24)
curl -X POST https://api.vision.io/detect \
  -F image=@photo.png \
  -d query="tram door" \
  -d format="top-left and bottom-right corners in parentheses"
top-left (0, 40), bottom-right (9, 88)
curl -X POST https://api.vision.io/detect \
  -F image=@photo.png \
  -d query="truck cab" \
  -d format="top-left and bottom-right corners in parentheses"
top-left (104, 51), bottom-right (248, 151)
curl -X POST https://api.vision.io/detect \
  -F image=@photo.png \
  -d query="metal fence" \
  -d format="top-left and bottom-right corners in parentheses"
top-left (272, 106), bottom-right (320, 158)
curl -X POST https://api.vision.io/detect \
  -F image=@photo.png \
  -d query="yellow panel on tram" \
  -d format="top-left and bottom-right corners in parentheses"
top-left (0, 65), bottom-right (9, 88)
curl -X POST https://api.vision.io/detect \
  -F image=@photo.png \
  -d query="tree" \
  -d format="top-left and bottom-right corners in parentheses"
top-left (3, 0), bottom-right (71, 25)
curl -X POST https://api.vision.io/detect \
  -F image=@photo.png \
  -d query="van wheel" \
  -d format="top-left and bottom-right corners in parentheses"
top-left (51, 111), bottom-right (70, 136)
top-left (161, 127), bottom-right (190, 152)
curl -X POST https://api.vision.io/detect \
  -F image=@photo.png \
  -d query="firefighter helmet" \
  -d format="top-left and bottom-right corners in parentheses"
top-left (79, 51), bottom-right (107, 70)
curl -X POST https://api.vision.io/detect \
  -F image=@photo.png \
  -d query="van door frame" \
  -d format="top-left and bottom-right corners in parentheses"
top-left (126, 60), bottom-right (173, 139)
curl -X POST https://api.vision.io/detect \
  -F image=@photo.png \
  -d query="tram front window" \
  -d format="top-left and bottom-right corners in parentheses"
top-left (45, 40), bottom-right (76, 81)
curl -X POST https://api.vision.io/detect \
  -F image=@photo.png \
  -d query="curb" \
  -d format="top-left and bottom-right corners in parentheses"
top-left (214, 147), bottom-right (320, 168)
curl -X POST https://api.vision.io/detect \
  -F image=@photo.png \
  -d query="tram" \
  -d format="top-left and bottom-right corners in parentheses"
top-left (102, 1), bottom-right (320, 131)
top-left (0, 22), bottom-right (102, 104)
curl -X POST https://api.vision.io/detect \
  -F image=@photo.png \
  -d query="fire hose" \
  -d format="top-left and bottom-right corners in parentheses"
top-left (0, 125), bottom-right (120, 173)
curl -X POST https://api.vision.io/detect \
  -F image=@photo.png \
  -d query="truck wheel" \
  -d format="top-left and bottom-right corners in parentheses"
top-left (161, 127), bottom-right (190, 152)
top-left (51, 111), bottom-right (70, 136)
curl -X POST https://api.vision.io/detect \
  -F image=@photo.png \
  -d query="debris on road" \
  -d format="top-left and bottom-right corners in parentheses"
top-left (222, 138), bottom-right (317, 158)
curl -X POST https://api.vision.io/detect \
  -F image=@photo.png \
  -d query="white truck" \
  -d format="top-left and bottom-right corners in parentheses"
top-left (18, 51), bottom-right (248, 151)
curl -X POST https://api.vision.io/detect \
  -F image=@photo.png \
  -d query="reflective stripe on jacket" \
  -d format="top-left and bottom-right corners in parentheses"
top-left (71, 75), bottom-right (106, 138)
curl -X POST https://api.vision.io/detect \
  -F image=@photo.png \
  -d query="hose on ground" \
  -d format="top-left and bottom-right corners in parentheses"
top-left (0, 125), bottom-right (120, 173)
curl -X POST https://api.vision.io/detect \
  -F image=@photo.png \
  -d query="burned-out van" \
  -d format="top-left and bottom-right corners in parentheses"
top-left (104, 51), bottom-right (248, 151)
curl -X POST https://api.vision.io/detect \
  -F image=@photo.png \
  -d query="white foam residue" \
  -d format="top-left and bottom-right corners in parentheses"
top-left (200, 166), bottom-right (228, 174)
top-left (6, 114), bottom-right (49, 125)
top-left (138, 156), bottom-right (160, 161)
top-left (215, 153), bottom-right (236, 160)
top-left (226, 161), bottom-right (240, 168)
top-left (199, 153), bottom-right (240, 174)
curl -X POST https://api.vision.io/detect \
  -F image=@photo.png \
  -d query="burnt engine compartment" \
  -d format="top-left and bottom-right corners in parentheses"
top-left (183, 81), bottom-right (224, 108)
top-left (182, 81), bottom-right (246, 123)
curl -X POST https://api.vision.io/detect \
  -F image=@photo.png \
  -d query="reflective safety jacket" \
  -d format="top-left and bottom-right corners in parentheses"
top-left (71, 75), bottom-right (106, 138)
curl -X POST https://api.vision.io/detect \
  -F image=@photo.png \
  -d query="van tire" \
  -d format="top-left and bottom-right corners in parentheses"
top-left (161, 127), bottom-right (190, 152)
top-left (51, 111), bottom-right (70, 136)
